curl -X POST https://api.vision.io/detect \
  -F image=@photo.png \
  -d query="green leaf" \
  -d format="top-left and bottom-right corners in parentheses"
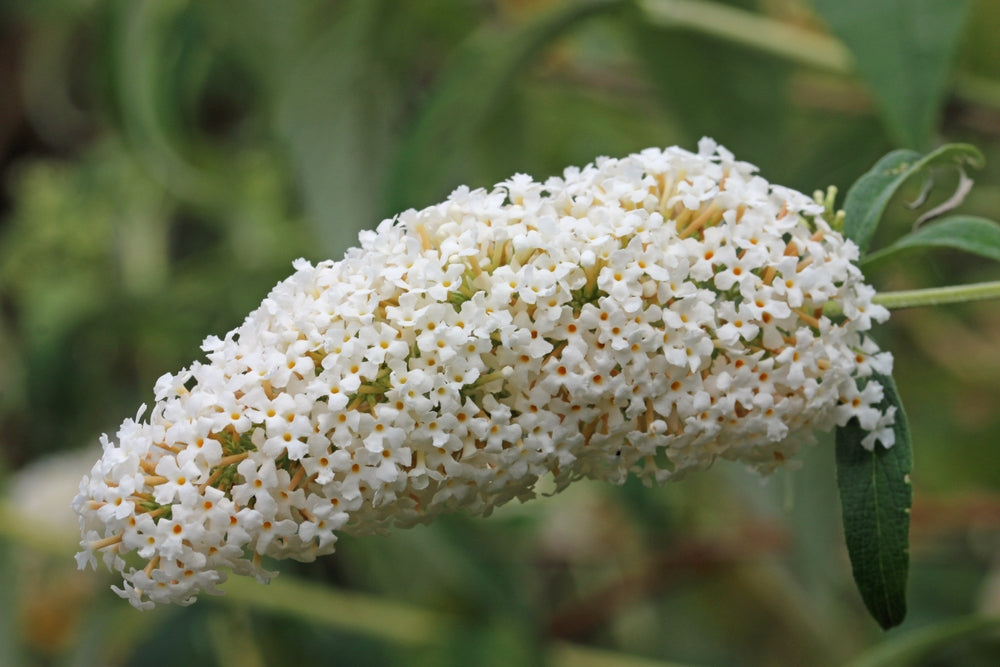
top-left (812, 0), bottom-right (972, 149)
top-left (386, 0), bottom-right (625, 212)
top-left (861, 215), bottom-right (1000, 269)
top-left (835, 371), bottom-right (912, 630)
top-left (842, 143), bottom-right (984, 253)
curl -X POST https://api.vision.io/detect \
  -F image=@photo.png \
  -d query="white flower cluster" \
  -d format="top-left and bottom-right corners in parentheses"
top-left (73, 139), bottom-right (894, 609)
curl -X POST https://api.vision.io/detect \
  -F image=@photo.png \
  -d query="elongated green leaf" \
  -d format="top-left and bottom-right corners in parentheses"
top-left (813, 0), bottom-right (972, 149)
top-left (862, 215), bottom-right (1000, 269)
top-left (842, 143), bottom-right (984, 253)
top-left (387, 0), bottom-right (625, 212)
top-left (835, 371), bottom-right (912, 630)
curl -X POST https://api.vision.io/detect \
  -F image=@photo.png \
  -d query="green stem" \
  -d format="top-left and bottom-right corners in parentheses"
top-left (873, 281), bottom-right (1000, 310)
top-left (823, 281), bottom-right (1000, 317)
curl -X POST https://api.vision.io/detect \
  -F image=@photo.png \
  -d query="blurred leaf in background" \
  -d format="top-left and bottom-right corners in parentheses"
top-left (812, 0), bottom-right (972, 150)
top-left (1, 0), bottom-right (1000, 665)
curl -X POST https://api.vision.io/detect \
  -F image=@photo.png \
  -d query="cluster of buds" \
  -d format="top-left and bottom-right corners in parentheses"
top-left (73, 139), bottom-right (894, 608)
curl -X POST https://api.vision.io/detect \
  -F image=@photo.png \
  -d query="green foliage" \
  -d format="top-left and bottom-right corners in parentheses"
top-left (842, 143), bottom-right (984, 253)
top-left (862, 215), bottom-right (1000, 268)
top-left (844, 613), bottom-right (1000, 667)
top-left (836, 138), bottom-right (1000, 630)
top-left (835, 372), bottom-right (913, 630)
top-left (268, 0), bottom-right (409, 254)
top-left (627, 0), bottom-right (795, 171)
top-left (813, 0), bottom-right (973, 149)
top-left (386, 0), bottom-right (627, 213)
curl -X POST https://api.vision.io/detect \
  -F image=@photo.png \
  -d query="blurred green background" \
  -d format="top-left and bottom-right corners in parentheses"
top-left (1, 0), bottom-right (999, 665)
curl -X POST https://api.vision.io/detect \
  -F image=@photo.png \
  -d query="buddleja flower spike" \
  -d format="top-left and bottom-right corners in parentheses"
top-left (74, 139), bottom-right (898, 615)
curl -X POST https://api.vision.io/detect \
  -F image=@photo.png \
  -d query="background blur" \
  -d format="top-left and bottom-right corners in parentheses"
top-left (1, 0), bottom-right (999, 665)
